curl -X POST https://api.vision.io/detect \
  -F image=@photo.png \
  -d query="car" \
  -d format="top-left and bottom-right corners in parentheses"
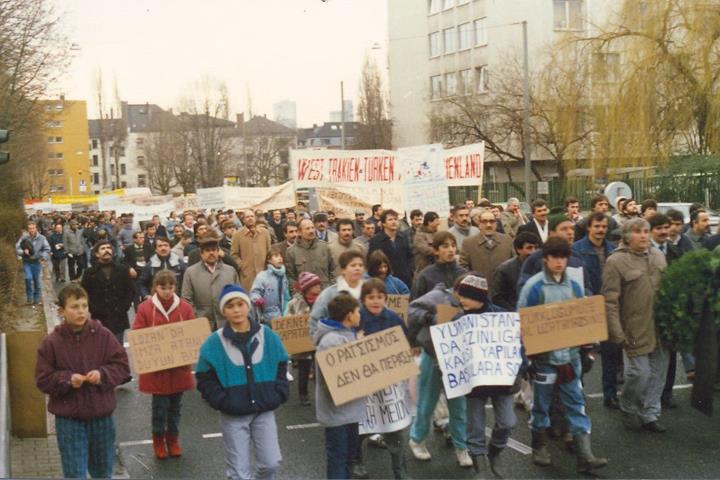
top-left (657, 202), bottom-right (719, 231)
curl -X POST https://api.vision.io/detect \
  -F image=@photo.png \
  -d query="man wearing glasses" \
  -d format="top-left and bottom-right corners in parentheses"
top-left (460, 209), bottom-right (513, 292)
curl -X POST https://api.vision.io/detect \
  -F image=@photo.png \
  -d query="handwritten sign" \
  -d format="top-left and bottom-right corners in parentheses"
top-left (430, 312), bottom-right (522, 399)
top-left (316, 325), bottom-right (419, 406)
top-left (386, 295), bottom-right (409, 324)
top-left (128, 318), bottom-right (211, 374)
top-left (271, 314), bottom-right (315, 355)
top-left (399, 144), bottom-right (450, 218)
top-left (436, 304), bottom-right (461, 324)
top-left (519, 295), bottom-right (607, 355)
top-left (359, 382), bottom-right (414, 435)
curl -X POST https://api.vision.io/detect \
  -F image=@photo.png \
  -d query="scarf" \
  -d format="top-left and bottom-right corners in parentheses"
top-left (151, 293), bottom-right (181, 324)
top-left (337, 275), bottom-right (363, 300)
top-left (267, 265), bottom-right (290, 315)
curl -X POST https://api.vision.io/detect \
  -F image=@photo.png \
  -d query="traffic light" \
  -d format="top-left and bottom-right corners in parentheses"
top-left (0, 130), bottom-right (8, 165)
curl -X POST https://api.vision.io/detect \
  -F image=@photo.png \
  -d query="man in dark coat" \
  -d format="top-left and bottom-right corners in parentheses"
top-left (81, 240), bottom-right (135, 344)
top-left (368, 209), bottom-right (415, 288)
top-left (491, 231), bottom-right (540, 310)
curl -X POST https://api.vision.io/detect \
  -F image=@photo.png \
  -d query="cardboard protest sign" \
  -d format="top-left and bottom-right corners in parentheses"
top-left (290, 149), bottom-right (399, 188)
top-left (436, 304), bottom-right (461, 324)
top-left (430, 312), bottom-right (523, 399)
top-left (359, 382), bottom-right (414, 435)
top-left (315, 325), bottom-right (419, 406)
top-left (443, 143), bottom-right (485, 187)
top-left (519, 295), bottom-right (608, 356)
top-left (127, 318), bottom-right (211, 374)
top-left (386, 295), bottom-right (409, 324)
top-left (271, 314), bottom-right (315, 355)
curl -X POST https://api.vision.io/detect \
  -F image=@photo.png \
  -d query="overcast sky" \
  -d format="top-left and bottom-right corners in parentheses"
top-left (53, 0), bottom-right (388, 127)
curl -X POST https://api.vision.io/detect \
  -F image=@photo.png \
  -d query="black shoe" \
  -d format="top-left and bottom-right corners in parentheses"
top-left (603, 397), bottom-right (620, 410)
top-left (299, 395), bottom-right (311, 406)
top-left (641, 421), bottom-right (667, 433)
top-left (661, 398), bottom-right (678, 409)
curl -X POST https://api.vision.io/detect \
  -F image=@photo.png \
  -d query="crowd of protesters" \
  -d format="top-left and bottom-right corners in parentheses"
top-left (22, 194), bottom-right (717, 479)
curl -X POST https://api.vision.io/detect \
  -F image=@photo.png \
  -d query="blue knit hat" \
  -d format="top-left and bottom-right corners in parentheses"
top-left (218, 284), bottom-right (251, 311)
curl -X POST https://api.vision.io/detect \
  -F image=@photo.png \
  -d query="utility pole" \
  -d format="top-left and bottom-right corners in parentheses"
top-left (521, 20), bottom-right (532, 203)
top-left (340, 81), bottom-right (346, 149)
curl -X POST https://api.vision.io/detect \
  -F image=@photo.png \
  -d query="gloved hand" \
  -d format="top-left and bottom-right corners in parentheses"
top-left (254, 298), bottom-right (266, 310)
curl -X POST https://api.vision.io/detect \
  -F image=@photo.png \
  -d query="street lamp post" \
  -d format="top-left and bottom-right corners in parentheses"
top-left (521, 20), bottom-right (532, 204)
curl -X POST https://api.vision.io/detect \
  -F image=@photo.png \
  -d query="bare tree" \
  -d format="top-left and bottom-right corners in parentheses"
top-left (144, 115), bottom-right (178, 195)
top-left (178, 78), bottom-right (233, 188)
top-left (94, 72), bottom-right (127, 190)
top-left (245, 136), bottom-right (291, 187)
top-left (172, 128), bottom-right (199, 194)
top-left (354, 56), bottom-right (392, 149)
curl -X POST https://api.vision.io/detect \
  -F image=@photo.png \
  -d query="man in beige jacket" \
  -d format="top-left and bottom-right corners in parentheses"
top-left (231, 209), bottom-right (271, 291)
top-left (460, 209), bottom-right (513, 291)
top-left (602, 217), bottom-right (668, 433)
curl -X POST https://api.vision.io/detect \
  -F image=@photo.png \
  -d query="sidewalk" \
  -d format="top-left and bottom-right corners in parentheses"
top-left (10, 435), bottom-right (62, 478)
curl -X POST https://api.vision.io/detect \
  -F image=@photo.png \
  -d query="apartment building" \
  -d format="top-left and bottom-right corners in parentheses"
top-left (40, 98), bottom-right (91, 197)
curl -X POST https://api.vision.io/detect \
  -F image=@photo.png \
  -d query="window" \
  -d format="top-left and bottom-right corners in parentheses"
top-left (445, 73), bottom-right (457, 96)
top-left (92, 139), bottom-right (98, 149)
top-left (458, 22), bottom-right (473, 50)
top-left (48, 168), bottom-right (64, 177)
top-left (120, 147), bottom-right (126, 157)
top-left (47, 136), bottom-right (63, 144)
top-left (443, 27), bottom-right (456, 53)
top-left (136, 137), bottom-right (144, 146)
top-left (54, 105), bottom-right (64, 111)
top-left (459, 69), bottom-right (473, 94)
top-left (442, 0), bottom-right (455, 10)
top-left (430, 75), bottom-right (443, 99)
top-left (137, 175), bottom-right (146, 187)
top-left (429, 0), bottom-right (441, 14)
top-left (121, 181), bottom-right (127, 188)
top-left (92, 154), bottom-right (99, 166)
top-left (476, 66), bottom-right (489, 93)
top-left (93, 173), bottom-right (100, 185)
top-left (46, 120), bottom-right (63, 128)
top-left (48, 152), bottom-right (64, 159)
top-left (49, 185), bottom-right (65, 193)
top-left (429, 32), bottom-right (442, 57)
top-left (554, 0), bottom-right (583, 30)
top-left (120, 164), bottom-right (126, 175)
top-left (474, 18), bottom-right (487, 46)
top-left (137, 155), bottom-right (145, 166)
top-left (110, 164), bottom-right (115, 175)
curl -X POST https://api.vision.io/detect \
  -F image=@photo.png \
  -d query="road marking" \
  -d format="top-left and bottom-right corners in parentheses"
top-left (485, 428), bottom-right (531, 455)
top-left (286, 422), bottom-right (322, 430)
top-left (118, 440), bottom-right (152, 447)
top-left (586, 383), bottom-right (692, 399)
top-left (203, 433), bottom-right (223, 439)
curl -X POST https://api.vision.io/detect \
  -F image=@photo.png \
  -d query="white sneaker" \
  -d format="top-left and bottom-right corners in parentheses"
top-left (455, 448), bottom-right (473, 468)
top-left (286, 371), bottom-right (294, 381)
top-left (409, 439), bottom-right (431, 461)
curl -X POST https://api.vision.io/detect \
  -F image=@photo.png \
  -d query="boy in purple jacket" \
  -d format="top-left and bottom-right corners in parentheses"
top-left (35, 284), bottom-right (131, 479)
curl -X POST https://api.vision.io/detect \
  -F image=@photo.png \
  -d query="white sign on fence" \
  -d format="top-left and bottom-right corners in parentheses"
top-left (430, 312), bottom-right (522, 399)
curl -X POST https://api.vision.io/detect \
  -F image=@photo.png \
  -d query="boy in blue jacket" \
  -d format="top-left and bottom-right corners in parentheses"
top-left (196, 284), bottom-right (289, 480)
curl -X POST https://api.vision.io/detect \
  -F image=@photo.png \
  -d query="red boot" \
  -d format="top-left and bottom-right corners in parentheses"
top-left (152, 433), bottom-right (168, 459)
top-left (166, 433), bottom-right (182, 457)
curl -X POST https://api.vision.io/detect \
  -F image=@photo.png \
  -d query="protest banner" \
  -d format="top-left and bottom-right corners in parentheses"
top-left (271, 314), bottom-right (315, 355)
top-left (197, 186), bottom-right (225, 210)
top-left (127, 318), bottom-right (211, 374)
top-left (399, 144), bottom-right (450, 218)
top-left (315, 325), bottom-right (419, 406)
top-left (430, 312), bottom-right (523, 399)
top-left (519, 295), bottom-right (608, 355)
top-left (386, 295), bottom-right (409, 324)
top-left (358, 382), bottom-right (414, 435)
top-left (436, 304), bottom-right (461, 324)
top-left (224, 181), bottom-right (296, 211)
top-left (316, 184), bottom-right (405, 217)
top-left (290, 149), bottom-right (399, 188)
top-left (443, 143), bottom-right (485, 187)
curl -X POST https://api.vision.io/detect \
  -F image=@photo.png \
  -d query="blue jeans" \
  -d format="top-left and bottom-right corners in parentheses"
top-left (55, 415), bottom-right (115, 479)
top-left (529, 358), bottom-right (591, 436)
top-left (325, 423), bottom-right (359, 479)
top-left (23, 261), bottom-right (41, 302)
top-left (467, 394), bottom-right (515, 455)
top-left (600, 340), bottom-right (620, 401)
top-left (410, 352), bottom-right (467, 449)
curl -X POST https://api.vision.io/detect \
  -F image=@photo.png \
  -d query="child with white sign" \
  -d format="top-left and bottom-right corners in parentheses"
top-left (196, 284), bottom-right (290, 480)
top-left (132, 270), bottom-right (197, 459)
top-left (453, 273), bottom-right (523, 477)
top-left (354, 278), bottom-right (412, 479)
top-left (313, 293), bottom-right (367, 480)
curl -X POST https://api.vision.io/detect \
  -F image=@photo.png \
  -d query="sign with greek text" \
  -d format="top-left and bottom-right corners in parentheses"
top-left (518, 295), bottom-right (607, 355)
top-left (315, 325), bottom-right (419, 406)
top-left (290, 149), bottom-right (399, 188)
top-left (271, 314), bottom-right (315, 355)
top-left (359, 382), bottom-right (414, 435)
top-left (127, 318), bottom-right (211, 374)
top-left (430, 312), bottom-right (522, 399)
top-left (443, 143), bottom-right (485, 187)
top-left (386, 295), bottom-right (409, 324)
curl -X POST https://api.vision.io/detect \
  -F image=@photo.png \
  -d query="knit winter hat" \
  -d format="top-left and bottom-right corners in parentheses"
top-left (548, 214), bottom-right (573, 232)
top-left (455, 274), bottom-right (489, 304)
top-left (297, 272), bottom-right (322, 293)
top-left (218, 284), bottom-right (250, 311)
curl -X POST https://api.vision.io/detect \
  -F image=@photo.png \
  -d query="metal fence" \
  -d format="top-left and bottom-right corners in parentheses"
top-left (448, 173), bottom-right (720, 209)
